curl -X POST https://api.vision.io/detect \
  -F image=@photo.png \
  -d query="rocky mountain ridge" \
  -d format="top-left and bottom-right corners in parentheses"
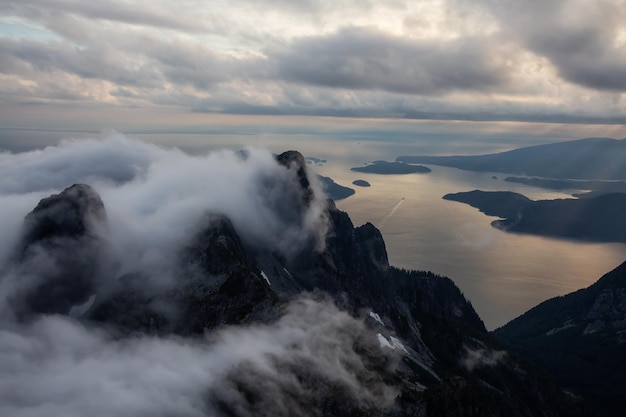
top-left (1, 150), bottom-right (581, 416)
top-left (495, 261), bottom-right (626, 416)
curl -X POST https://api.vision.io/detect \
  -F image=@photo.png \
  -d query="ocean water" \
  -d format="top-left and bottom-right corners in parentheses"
top-left (332, 165), bottom-right (626, 330)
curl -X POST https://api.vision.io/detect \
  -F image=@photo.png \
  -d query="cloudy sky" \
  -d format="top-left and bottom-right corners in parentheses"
top-left (1, 0), bottom-right (625, 139)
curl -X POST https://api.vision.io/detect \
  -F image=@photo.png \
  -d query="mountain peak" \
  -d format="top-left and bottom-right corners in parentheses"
top-left (9, 183), bottom-right (106, 317)
top-left (21, 183), bottom-right (105, 249)
top-left (276, 150), bottom-right (314, 206)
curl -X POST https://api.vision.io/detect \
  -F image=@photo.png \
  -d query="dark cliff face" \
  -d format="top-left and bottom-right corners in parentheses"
top-left (9, 184), bottom-right (106, 317)
top-left (1, 153), bottom-right (583, 417)
top-left (494, 261), bottom-right (626, 417)
top-left (20, 183), bottom-right (106, 248)
top-left (275, 150), bottom-right (313, 207)
top-left (270, 150), bottom-right (315, 229)
top-left (91, 213), bottom-right (280, 336)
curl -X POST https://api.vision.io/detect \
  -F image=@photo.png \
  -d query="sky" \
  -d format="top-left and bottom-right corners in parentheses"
top-left (1, 0), bottom-right (626, 142)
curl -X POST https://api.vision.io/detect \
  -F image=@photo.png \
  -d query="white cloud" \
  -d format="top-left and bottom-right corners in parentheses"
top-left (0, 296), bottom-right (397, 417)
top-left (0, 133), bottom-right (329, 312)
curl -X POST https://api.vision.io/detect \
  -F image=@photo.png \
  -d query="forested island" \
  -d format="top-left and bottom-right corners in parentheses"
top-left (352, 179), bottom-right (371, 187)
top-left (444, 190), bottom-right (626, 243)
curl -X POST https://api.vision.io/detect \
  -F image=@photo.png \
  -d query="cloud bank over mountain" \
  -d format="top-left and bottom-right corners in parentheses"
top-left (0, 134), bottom-right (329, 273)
top-left (0, 297), bottom-right (395, 417)
top-left (0, 134), bottom-right (399, 416)
top-left (0, 133), bottom-right (331, 325)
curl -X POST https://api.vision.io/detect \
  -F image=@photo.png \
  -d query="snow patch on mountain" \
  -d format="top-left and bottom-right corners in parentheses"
top-left (369, 311), bottom-right (385, 326)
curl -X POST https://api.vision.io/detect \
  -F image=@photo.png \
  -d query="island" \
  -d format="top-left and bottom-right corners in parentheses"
top-left (443, 190), bottom-right (626, 243)
top-left (352, 180), bottom-right (371, 187)
top-left (318, 176), bottom-right (355, 200)
top-left (351, 161), bottom-right (430, 175)
top-left (305, 156), bottom-right (327, 166)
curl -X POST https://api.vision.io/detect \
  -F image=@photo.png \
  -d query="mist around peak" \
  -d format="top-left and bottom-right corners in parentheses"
top-left (0, 133), bottom-right (403, 417)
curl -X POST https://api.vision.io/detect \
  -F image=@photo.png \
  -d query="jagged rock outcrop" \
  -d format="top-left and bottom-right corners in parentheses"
top-left (276, 150), bottom-right (314, 207)
top-left (8, 184), bottom-right (106, 317)
top-left (91, 213), bottom-right (280, 335)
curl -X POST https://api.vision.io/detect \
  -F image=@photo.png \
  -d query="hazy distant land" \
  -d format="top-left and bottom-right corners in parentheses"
top-left (351, 161), bottom-right (431, 175)
top-left (444, 190), bottom-right (626, 243)
top-left (504, 176), bottom-right (626, 197)
top-left (305, 157), bottom-right (327, 166)
top-left (398, 138), bottom-right (626, 180)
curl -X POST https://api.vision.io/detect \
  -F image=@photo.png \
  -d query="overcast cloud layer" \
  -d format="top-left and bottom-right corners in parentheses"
top-left (0, 0), bottom-right (625, 125)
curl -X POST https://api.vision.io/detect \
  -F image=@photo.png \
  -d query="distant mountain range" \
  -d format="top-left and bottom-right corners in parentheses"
top-left (351, 160), bottom-right (431, 175)
top-left (398, 137), bottom-right (626, 180)
top-left (1, 151), bottom-right (582, 417)
top-left (503, 177), bottom-right (626, 196)
top-left (443, 190), bottom-right (626, 243)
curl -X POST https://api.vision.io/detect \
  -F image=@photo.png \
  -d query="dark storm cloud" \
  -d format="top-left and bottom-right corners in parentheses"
top-left (478, 0), bottom-right (626, 91)
top-left (270, 27), bottom-right (508, 95)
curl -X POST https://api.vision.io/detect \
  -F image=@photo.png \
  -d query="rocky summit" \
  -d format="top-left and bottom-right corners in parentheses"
top-left (8, 184), bottom-right (106, 317)
top-left (2, 151), bottom-right (582, 416)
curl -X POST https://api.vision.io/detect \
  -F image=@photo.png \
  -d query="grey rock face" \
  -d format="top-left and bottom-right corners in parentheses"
top-left (9, 184), bottom-right (106, 317)
top-left (495, 261), bottom-right (626, 416)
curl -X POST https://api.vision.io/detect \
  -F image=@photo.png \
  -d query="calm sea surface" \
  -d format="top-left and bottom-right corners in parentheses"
top-left (333, 166), bottom-right (626, 330)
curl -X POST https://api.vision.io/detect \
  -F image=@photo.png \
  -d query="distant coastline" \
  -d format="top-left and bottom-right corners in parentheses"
top-left (398, 138), bottom-right (626, 180)
top-left (351, 161), bottom-right (430, 175)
